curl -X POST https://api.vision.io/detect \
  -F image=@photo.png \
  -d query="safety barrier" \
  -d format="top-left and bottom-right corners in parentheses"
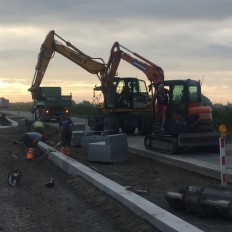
top-left (220, 137), bottom-right (227, 186)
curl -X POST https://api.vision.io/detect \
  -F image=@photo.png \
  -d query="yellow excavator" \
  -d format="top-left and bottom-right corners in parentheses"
top-left (29, 30), bottom-right (164, 134)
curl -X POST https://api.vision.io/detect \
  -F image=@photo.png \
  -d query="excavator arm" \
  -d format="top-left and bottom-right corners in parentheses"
top-left (29, 30), bottom-right (105, 98)
top-left (102, 42), bottom-right (164, 89)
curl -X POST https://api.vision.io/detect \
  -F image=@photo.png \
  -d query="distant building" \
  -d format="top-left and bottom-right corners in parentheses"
top-left (0, 97), bottom-right (9, 109)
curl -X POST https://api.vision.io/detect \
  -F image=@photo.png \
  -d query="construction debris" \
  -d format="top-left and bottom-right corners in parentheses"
top-left (165, 185), bottom-right (232, 219)
top-left (7, 167), bottom-right (22, 187)
top-left (125, 186), bottom-right (149, 194)
top-left (45, 177), bottom-right (55, 188)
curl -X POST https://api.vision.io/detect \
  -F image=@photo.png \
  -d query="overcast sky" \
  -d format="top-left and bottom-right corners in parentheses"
top-left (0, 0), bottom-right (231, 104)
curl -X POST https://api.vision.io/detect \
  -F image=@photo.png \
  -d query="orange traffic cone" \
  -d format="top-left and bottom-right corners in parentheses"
top-left (26, 148), bottom-right (34, 162)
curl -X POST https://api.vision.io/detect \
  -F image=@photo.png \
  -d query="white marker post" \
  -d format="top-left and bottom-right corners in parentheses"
top-left (219, 124), bottom-right (227, 186)
top-left (219, 137), bottom-right (227, 186)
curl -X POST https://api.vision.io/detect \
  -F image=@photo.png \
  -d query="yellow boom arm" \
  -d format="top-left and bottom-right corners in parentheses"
top-left (29, 30), bottom-right (105, 97)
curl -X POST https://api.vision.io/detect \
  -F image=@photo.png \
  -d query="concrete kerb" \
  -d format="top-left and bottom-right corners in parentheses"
top-left (37, 141), bottom-right (203, 232)
top-left (6, 117), bottom-right (18, 127)
top-left (0, 116), bottom-right (18, 128)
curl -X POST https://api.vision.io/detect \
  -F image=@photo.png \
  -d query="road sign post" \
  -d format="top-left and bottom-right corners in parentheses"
top-left (219, 124), bottom-right (227, 186)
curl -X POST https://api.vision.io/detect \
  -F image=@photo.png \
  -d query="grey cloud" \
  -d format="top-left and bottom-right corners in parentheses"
top-left (1, 0), bottom-right (232, 27)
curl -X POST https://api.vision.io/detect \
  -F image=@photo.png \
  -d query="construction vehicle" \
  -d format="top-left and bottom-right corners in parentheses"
top-left (28, 30), bottom-right (164, 134)
top-left (29, 30), bottom-right (219, 153)
top-left (32, 87), bottom-right (72, 121)
top-left (91, 41), bottom-right (164, 134)
top-left (144, 79), bottom-right (219, 153)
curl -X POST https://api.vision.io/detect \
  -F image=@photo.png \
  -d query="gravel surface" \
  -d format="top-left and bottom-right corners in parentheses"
top-left (1, 116), bottom-right (232, 232)
top-left (0, 122), bottom-right (157, 232)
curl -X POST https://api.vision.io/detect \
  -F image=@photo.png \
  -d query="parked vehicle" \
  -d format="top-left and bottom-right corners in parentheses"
top-left (32, 87), bottom-right (72, 121)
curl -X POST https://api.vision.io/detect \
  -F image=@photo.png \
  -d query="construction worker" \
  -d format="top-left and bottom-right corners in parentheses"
top-left (30, 119), bottom-right (44, 135)
top-left (59, 112), bottom-right (74, 156)
top-left (22, 132), bottom-right (46, 162)
top-left (154, 83), bottom-right (169, 131)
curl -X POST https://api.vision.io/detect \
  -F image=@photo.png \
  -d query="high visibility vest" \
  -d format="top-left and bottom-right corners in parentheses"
top-left (33, 121), bottom-right (44, 128)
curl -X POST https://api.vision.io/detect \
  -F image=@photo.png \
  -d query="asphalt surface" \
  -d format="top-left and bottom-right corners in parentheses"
top-left (127, 135), bottom-right (232, 183)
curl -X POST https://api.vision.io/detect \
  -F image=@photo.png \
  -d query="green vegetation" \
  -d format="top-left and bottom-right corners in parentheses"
top-left (70, 100), bottom-right (98, 118)
top-left (9, 102), bottom-right (34, 112)
top-left (201, 95), bottom-right (232, 132)
top-left (8, 101), bottom-right (98, 118)
top-left (212, 104), bottom-right (232, 132)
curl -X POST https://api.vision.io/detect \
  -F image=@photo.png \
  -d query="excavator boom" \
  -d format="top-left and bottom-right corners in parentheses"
top-left (103, 42), bottom-right (164, 87)
top-left (29, 30), bottom-right (105, 97)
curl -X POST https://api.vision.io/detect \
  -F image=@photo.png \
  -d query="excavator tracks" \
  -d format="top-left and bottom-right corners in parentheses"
top-left (144, 134), bottom-right (180, 154)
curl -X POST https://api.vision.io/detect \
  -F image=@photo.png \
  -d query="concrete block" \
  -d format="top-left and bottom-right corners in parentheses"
top-left (88, 142), bottom-right (128, 153)
top-left (80, 134), bottom-right (105, 148)
top-left (105, 133), bottom-right (127, 145)
top-left (71, 131), bottom-right (85, 147)
top-left (74, 123), bottom-right (86, 131)
top-left (87, 134), bottom-right (128, 163)
top-left (88, 140), bottom-right (128, 162)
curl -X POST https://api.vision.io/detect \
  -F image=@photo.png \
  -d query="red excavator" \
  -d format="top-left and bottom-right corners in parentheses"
top-left (144, 79), bottom-right (219, 153)
top-left (91, 41), bottom-right (164, 134)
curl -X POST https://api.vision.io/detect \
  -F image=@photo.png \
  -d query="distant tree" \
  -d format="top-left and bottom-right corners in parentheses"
top-left (199, 95), bottom-right (232, 131)
top-left (71, 101), bottom-right (97, 117)
top-left (9, 102), bottom-right (33, 111)
top-left (212, 104), bottom-right (232, 132)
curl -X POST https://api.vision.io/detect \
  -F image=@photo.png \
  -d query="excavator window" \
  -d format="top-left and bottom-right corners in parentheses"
top-left (188, 85), bottom-right (199, 102)
top-left (116, 80), bottom-right (125, 94)
top-left (116, 80), bottom-right (132, 107)
top-left (172, 85), bottom-right (184, 105)
top-left (138, 80), bottom-right (147, 93)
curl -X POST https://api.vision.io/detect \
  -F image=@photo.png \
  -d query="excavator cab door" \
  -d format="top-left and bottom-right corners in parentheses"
top-left (168, 83), bottom-right (188, 130)
top-left (115, 78), bottom-right (150, 109)
top-left (132, 79), bottom-right (150, 109)
top-left (165, 80), bottom-right (201, 134)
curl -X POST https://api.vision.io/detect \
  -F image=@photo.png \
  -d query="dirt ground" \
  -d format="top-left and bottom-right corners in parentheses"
top-left (1, 117), bottom-right (232, 232)
top-left (0, 120), bottom-right (159, 232)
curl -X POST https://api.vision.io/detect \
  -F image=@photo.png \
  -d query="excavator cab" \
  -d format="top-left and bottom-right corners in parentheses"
top-left (92, 77), bottom-right (152, 134)
top-left (114, 77), bottom-right (150, 109)
top-left (94, 77), bottom-right (151, 111)
top-left (153, 79), bottom-right (214, 135)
